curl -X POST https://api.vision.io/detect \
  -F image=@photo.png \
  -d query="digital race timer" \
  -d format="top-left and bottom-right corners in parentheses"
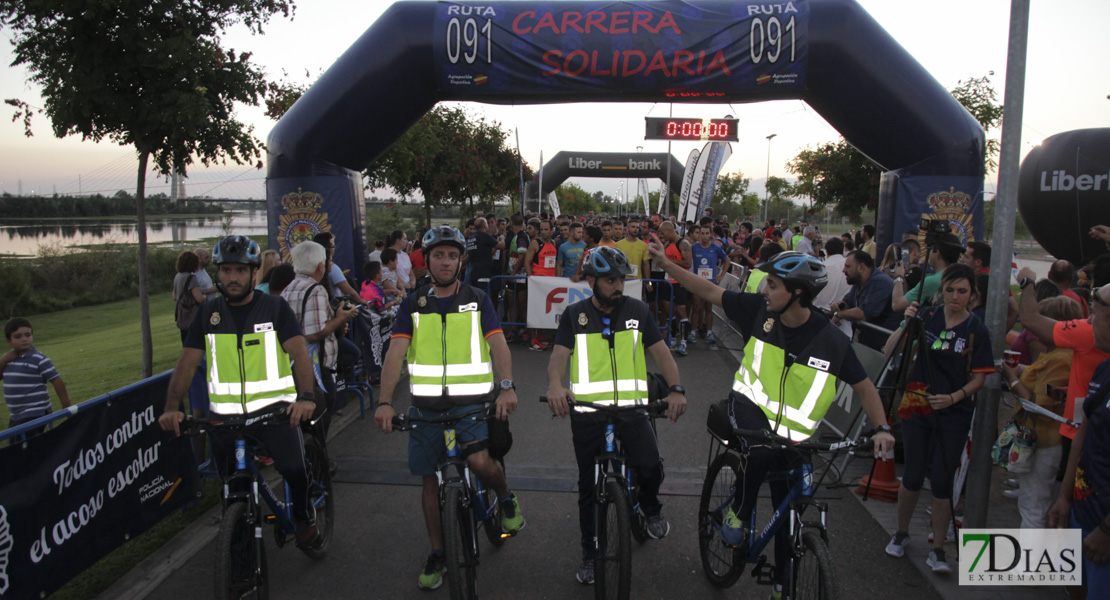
top-left (644, 117), bottom-right (738, 142)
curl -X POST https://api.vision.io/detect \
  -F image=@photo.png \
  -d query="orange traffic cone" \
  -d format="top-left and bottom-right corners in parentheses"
top-left (855, 456), bottom-right (900, 503)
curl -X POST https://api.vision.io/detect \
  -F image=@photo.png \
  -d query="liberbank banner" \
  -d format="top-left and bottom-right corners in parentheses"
top-left (0, 375), bottom-right (199, 600)
top-left (434, 1), bottom-right (808, 98)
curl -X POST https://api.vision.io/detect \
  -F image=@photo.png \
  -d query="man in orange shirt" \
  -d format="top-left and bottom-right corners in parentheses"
top-left (1016, 263), bottom-right (1110, 479)
top-left (654, 221), bottom-right (693, 356)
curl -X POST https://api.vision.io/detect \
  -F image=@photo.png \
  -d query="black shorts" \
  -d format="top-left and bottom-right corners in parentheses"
top-left (669, 283), bottom-right (688, 304)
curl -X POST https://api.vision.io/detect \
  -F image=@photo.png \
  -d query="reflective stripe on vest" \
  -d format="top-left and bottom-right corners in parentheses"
top-left (205, 331), bottom-right (296, 415)
top-left (407, 309), bottom-right (494, 397)
top-left (569, 329), bottom-right (649, 406)
top-left (731, 337), bottom-right (837, 441)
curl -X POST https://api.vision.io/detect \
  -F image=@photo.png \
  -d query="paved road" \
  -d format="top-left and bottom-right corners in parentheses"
top-left (144, 341), bottom-right (943, 600)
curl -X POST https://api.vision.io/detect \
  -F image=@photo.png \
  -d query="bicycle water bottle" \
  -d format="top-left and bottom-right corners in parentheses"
top-left (235, 439), bottom-right (249, 471)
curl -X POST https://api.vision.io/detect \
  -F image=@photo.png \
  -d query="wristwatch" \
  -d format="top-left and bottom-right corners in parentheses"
top-left (296, 392), bottom-right (316, 403)
top-left (668, 384), bottom-right (686, 395)
top-left (499, 379), bottom-right (516, 391)
top-left (1019, 278), bottom-right (1035, 289)
top-left (875, 424), bottom-right (893, 434)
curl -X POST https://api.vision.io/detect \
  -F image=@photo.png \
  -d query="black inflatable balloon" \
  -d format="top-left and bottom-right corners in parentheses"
top-left (1018, 128), bottom-right (1110, 264)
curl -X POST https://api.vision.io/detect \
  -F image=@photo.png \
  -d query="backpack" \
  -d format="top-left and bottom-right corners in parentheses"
top-left (175, 274), bottom-right (200, 330)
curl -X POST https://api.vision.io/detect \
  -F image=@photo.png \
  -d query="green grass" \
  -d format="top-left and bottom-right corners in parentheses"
top-left (1, 293), bottom-right (182, 423)
top-left (1, 294), bottom-right (223, 600)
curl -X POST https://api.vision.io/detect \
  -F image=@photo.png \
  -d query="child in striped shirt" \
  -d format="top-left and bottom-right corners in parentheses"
top-left (2, 318), bottom-right (70, 437)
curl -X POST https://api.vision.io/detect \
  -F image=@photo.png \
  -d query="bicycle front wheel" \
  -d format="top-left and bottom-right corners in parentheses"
top-left (793, 530), bottom-right (839, 600)
top-left (444, 486), bottom-right (478, 600)
top-left (595, 480), bottom-right (632, 600)
top-left (300, 436), bottom-right (334, 559)
top-left (214, 501), bottom-right (268, 600)
top-left (698, 451), bottom-right (744, 587)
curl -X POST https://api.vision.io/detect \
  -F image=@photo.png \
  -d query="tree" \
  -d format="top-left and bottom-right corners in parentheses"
top-left (3, 0), bottom-right (290, 377)
top-left (786, 75), bottom-right (1002, 223)
top-left (363, 105), bottom-right (527, 227)
top-left (787, 141), bottom-right (883, 222)
top-left (553, 183), bottom-right (599, 216)
top-left (711, 172), bottom-right (759, 221)
top-left (950, 75), bottom-right (1004, 173)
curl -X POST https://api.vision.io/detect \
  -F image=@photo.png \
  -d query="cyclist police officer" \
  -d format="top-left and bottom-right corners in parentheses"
top-left (647, 246), bottom-right (895, 599)
top-left (374, 226), bottom-right (525, 590)
top-left (158, 236), bottom-right (323, 548)
top-left (545, 246), bottom-right (688, 585)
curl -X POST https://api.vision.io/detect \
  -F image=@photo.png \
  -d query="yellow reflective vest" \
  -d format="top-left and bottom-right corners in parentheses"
top-left (565, 299), bottom-right (651, 407)
top-left (406, 284), bottom-right (496, 408)
top-left (199, 295), bottom-right (297, 415)
top-left (732, 303), bottom-right (850, 441)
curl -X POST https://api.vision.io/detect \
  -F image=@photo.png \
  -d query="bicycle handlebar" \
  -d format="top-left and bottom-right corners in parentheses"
top-left (390, 403), bottom-right (494, 432)
top-left (729, 426), bottom-right (875, 454)
top-left (538, 396), bottom-right (669, 418)
top-left (177, 404), bottom-right (292, 437)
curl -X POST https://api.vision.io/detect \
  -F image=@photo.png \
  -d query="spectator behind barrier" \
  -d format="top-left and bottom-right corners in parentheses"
top-left (1001, 295), bottom-right (1082, 529)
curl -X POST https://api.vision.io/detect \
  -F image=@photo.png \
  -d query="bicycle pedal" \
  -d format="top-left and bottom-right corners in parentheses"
top-left (751, 556), bottom-right (776, 585)
top-left (263, 514), bottom-right (277, 523)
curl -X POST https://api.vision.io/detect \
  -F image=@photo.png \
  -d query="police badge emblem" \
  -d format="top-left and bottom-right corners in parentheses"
top-left (578, 312), bottom-right (588, 326)
top-left (210, 312), bottom-right (221, 326)
top-left (417, 296), bottom-right (428, 308)
top-left (763, 318), bottom-right (774, 333)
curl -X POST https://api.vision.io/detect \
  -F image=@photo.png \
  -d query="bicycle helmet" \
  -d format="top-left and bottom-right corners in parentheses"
top-left (212, 235), bottom-right (261, 267)
top-left (581, 246), bottom-right (633, 279)
top-left (422, 226), bottom-right (466, 253)
top-left (755, 251), bottom-right (828, 298)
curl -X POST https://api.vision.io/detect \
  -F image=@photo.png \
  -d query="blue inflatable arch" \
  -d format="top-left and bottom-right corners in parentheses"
top-left (267, 0), bottom-right (984, 272)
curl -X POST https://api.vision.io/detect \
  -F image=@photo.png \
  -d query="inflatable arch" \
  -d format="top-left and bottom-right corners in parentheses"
top-left (524, 151), bottom-right (687, 212)
top-left (267, 0), bottom-right (985, 274)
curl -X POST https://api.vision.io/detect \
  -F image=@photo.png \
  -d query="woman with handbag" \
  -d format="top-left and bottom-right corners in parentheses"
top-left (1000, 295), bottom-right (1082, 528)
top-left (882, 263), bottom-right (995, 574)
top-left (172, 250), bottom-right (206, 344)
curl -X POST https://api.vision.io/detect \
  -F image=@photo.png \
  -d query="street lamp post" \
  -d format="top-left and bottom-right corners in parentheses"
top-left (764, 133), bottom-right (777, 224)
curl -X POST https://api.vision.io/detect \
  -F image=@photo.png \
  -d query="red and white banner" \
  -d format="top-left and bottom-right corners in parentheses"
top-left (526, 276), bottom-right (643, 328)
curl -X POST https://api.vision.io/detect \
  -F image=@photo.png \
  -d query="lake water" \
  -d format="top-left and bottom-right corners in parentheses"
top-left (0, 210), bottom-right (270, 257)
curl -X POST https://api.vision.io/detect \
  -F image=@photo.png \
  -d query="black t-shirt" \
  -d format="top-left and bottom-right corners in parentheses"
top-left (467, 231), bottom-right (498, 277)
top-left (721, 290), bottom-right (868, 385)
top-left (184, 293), bottom-right (303, 350)
top-left (554, 297), bottom-right (664, 349)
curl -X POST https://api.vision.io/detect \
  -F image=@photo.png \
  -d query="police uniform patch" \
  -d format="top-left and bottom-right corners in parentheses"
top-left (210, 312), bottom-right (221, 326)
top-left (578, 312), bottom-right (588, 327)
top-left (417, 296), bottom-right (428, 308)
top-left (763, 318), bottom-right (774, 333)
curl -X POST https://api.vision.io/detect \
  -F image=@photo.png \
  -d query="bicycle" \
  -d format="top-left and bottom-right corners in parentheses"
top-left (179, 403), bottom-right (334, 600)
top-left (540, 397), bottom-right (669, 600)
top-left (698, 420), bottom-right (873, 599)
top-left (390, 403), bottom-right (512, 600)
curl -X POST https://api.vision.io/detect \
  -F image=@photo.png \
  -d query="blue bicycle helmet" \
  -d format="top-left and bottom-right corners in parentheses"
top-left (582, 246), bottom-right (633, 279)
top-left (755, 251), bottom-right (828, 297)
top-left (212, 235), bottom-right (261, 267)
top-left (422, 226), bottom-right (466, 253)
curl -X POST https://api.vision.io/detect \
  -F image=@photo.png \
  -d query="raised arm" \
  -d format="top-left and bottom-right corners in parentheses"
top-left (1016, 267), bottom-right (1056, 344)
top-left (647, 240), bottom-right (725, 307)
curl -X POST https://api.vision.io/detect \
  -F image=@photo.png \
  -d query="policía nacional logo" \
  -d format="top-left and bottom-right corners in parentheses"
top-left (919, 187), bottom-right (974, 246)
top-left (277, 188), bottom-right (330, 262)
top-left (578, 312), bottom-right (588, 327)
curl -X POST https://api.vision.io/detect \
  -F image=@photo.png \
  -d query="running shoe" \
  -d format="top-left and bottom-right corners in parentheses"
top-left (529, 338), bottom-right (546, 351)
top-left (706, 331), bottom-right (718, 345)
top-left (576, 559), bottom-right (595, 584)
top-left (687, 331), bottom-right (697, 344)
top-left (646, 514), bottom-right (670, 539)
top-left (500, 494), bottom-right (525, 533)
top-left (676, 339), bottom-right (688, 356)
top-left (418, 553), bottom-right (447, 589)
top-left (885, 531), bottom-right (910, 557)
top-left (295, 519), bottom-right (322, 548)
top-left (720, 508), bottom-right (748, 548)
top-left (927, 549), bottom-right (952, 574)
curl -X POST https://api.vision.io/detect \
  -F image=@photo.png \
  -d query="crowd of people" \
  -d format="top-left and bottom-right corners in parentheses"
top-left (6, 208), bottom-right (1110, 594)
